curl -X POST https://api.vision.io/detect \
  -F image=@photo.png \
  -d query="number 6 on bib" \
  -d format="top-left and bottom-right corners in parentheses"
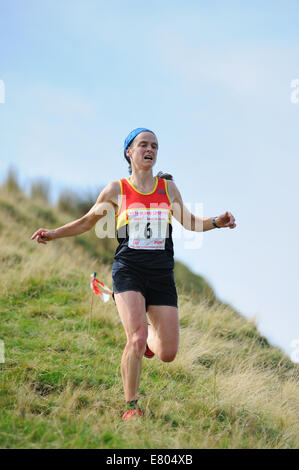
top-left (128, 209), bottom-right (168, 250)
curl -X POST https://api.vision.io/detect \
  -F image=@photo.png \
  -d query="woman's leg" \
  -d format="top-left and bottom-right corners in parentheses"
top-left (146, 306), bottom-right (179, 362)
top-left (114, 291), bottom-right (148, 402)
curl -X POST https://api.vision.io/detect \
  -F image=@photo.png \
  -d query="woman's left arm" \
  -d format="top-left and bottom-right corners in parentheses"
top-left (166, 180), bottom-right (236, 232)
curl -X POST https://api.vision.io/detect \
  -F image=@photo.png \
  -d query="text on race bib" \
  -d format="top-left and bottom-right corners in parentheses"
top-left (128, 209), bottom-right (169, 250)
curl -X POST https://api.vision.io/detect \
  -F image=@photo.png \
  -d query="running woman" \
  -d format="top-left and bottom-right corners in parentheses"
top-left (31, 128), bottom-right (236, 421)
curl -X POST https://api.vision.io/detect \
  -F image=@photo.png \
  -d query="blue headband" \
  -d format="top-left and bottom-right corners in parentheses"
top-left (124, 128), bottom-right (155, 163)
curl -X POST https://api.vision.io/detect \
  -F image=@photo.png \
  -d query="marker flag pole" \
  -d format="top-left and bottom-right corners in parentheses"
top-left (89, 273), bottom-right (113, 334)
top-left (88, 272), bottom-right (96, 336)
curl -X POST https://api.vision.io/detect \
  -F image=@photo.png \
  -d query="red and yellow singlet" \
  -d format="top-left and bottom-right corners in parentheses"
top-left (114, 177), bottom-right (174, 270)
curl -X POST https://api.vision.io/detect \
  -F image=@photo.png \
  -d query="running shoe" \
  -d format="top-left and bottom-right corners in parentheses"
top-left (144, 343), bottom-right (155, 359)
top-left (122, 407), bottom-right (143, 421)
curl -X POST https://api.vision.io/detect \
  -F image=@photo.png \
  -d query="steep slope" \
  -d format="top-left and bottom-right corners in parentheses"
top-left (0, 186), bottom-right (298, 449)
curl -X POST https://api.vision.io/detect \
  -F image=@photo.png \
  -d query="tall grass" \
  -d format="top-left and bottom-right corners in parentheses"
top-left (2, 166), bottom-right (21, 193)
top-left (30, 179), bottom-right (51, 203)
top-left (0, 185), bottom-right (298, 449)
top-left (57, 186), bottom-right (104, 218)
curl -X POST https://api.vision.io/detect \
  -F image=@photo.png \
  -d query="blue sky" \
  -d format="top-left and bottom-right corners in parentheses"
top-left (1, 0), bottom-right (299, 361)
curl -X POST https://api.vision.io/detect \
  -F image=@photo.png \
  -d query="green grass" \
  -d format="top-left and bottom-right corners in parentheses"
top-left (0, 185), bottom-right (298, 449)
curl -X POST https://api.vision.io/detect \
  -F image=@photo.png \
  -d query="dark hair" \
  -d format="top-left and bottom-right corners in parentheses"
top-left (126, 141), bottom-right (133, 174)
top-left (156, 171), bottom-right (173, 181)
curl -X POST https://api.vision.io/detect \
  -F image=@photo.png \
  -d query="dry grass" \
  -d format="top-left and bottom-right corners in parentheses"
top-left (0, 186), bottom-right (298, 449)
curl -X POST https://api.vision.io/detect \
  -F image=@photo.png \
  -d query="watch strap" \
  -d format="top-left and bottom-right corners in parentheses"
top-left (212, 217), bottom-right (220, 228)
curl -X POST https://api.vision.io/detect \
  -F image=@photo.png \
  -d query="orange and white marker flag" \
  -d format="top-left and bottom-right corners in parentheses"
top-left (90, 272), bottom-right (113, 303)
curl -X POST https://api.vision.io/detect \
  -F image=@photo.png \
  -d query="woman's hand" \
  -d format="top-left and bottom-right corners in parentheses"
top-left (215, 212), bottom-right (236, 229)
top-left (30, 228), bottom-right (55, 244)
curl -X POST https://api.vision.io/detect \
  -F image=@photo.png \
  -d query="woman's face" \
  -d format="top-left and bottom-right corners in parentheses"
top-left (127, 132), bottom-right (158, 171)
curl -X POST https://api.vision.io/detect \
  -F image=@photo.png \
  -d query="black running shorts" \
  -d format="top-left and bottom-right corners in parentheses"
top-left (112, 260), bottom-right (178, 310)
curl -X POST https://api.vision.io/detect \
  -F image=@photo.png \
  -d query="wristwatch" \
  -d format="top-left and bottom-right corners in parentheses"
top-left (212, 217), bottom-right (220, 228)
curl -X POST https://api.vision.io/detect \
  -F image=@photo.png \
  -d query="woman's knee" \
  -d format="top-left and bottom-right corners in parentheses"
top-left (159, 348), bottom-right (178, 363)
top-left (128, 331), bottom-right (147, 358)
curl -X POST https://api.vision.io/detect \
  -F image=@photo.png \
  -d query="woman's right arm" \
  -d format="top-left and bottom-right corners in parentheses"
top-left (31, 181), bottom-right (120, 244)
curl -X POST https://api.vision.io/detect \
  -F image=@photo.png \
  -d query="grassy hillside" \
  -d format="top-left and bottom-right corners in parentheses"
top-left (0, 185), bottom-right (298, 449)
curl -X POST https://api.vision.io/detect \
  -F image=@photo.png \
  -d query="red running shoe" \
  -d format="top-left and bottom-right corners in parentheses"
top-left (122, 408), bottom-right (143, 421)
top-left (144, 343), bottom-right (155, 359)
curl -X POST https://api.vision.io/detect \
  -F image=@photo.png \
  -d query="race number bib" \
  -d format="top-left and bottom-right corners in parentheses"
top-left (128, 208), bottom-right (169, 250)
